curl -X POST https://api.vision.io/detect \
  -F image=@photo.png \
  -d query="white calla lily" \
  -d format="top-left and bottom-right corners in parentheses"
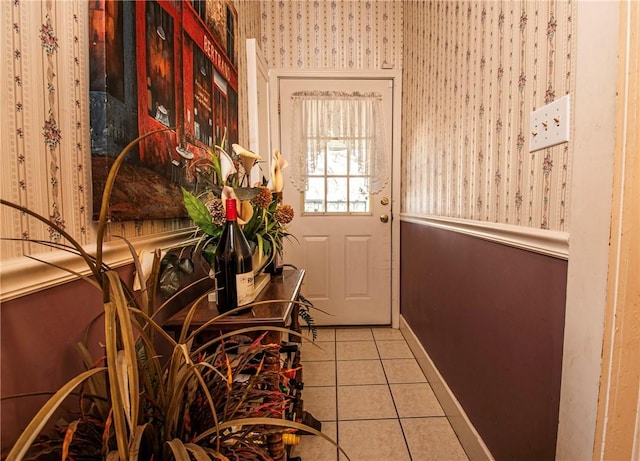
top-left (221, 186), bottom-right (253, 225)
top-left (220, 149), bottom-right (237, 184)
top-left (232, 143), bottom-right (262, 179)
top-left (238, 200), bottom-right (254, 225)
top-left (270, 150), bottom-right (289, 193)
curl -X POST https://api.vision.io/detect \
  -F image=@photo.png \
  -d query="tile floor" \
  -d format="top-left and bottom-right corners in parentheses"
top-left (289, 327), bottom-right (470, 461)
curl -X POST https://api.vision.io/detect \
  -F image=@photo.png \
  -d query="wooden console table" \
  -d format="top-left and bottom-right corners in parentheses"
top-left (163, 269), bottom-right (306, 460)
top-left (163, 268), bottom-right (304, 340)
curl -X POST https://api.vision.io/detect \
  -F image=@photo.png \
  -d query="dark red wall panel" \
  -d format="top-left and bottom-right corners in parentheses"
top-left (400, 221), bottom-right (567, 461)
top-left (0, 265), bottom-right (134, 452)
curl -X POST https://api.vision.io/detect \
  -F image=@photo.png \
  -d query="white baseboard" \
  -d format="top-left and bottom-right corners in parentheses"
top-left (400, 315), bottom-right (495, 461)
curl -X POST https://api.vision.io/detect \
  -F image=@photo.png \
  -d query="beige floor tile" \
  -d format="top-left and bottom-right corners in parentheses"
top-left (376, 339), bottom-right (414, 359)
top-left (390, 383), bottom-right (445, 417)
top-left (336, 359), bottom-right (386, 385)
top-left (302, 340), bottom-right (336, 362)
top-left (382, 358), bottom-right (428, 383)
top-left (336, 340), bottom-right (379, 361)
top-left (401, 417), bottom-right (469, 460)
top-left (337, 384), bottom-right (397, 420)
top-left (335, 328), bottom-right (374, 341)
top-left (298, 324), bottom-right (467, 461)
top-left (338, 419), bottom-right (411, 461)
top-left (303, 327), bottom-right (336, 342)
top-left (372, 327), bottom-right (405, 341)
top-left (291, 421), bottom-right (338, 461)
top-left (303, 361), bottom-right (336, 387)
top-left (303, 386), bottom-right (337, 422)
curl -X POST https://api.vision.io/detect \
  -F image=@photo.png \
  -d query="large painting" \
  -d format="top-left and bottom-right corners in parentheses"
top-left (89, 0), bottom-right (238, 220)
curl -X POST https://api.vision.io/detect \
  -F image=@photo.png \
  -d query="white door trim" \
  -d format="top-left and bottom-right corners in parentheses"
top-left (268, 69), bottom-right (402, 328)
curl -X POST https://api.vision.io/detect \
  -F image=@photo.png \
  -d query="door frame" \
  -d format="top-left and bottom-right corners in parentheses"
top-left (268, 69), bottom-right (402, 328)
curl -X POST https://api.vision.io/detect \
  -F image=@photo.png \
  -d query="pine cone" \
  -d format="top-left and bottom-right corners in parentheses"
top-left (252, 186), bottom-right (274, 209)
top-left (274, 204), bottom-right (294, 224)
top-left (206, 198), bottom-right (226, 226)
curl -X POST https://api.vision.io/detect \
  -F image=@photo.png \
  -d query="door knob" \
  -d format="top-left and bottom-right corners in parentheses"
top-left (380, 214), bottom-right (389, 223)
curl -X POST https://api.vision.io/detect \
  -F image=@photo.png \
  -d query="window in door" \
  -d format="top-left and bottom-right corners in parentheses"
top-left (304, 138), bottom-right (371, 214)
top-left (290, 91), bottom-right (387, 215)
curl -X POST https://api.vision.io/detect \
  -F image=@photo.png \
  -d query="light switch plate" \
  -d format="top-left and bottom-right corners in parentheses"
top-left (529, 94), bottom-right (570, 152)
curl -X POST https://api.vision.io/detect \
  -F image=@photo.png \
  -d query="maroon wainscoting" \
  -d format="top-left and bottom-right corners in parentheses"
top-left (1, 257), bottom-right (211, 454)
top-left (400, 221), bottom-right (567, 461)
top-left (0, 265), bottom-right (134, 453)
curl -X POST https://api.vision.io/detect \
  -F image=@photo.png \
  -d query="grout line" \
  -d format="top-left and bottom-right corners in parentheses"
top-left (334, 331), bottom-right (340, 461)
top-left (373, 331), bottom-right (415, 460)
top-left (338, 416), bottom-right (408, 422)
top-left (303, 327), bottom-right (440, 461)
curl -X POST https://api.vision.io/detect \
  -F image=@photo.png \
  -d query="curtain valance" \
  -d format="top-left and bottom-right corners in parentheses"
top-left (290, 90), bottom-right (388, 193)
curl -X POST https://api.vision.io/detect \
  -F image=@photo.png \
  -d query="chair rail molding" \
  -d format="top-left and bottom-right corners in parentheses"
top-left (0, 229), bottom-right (197, 302)
top-left (400, 214), bottom-right (569, 260)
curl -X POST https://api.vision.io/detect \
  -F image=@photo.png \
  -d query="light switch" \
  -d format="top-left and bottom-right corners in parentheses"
top-left (529, 95), bottom-right (570, 152)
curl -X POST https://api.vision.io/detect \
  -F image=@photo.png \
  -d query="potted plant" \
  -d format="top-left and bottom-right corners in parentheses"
top-left (1, 130), bottom-right (342, 460)
top-left (181, 141), bottom-right (295, 272)
top-left (178, 141), bottom-right (318, 336)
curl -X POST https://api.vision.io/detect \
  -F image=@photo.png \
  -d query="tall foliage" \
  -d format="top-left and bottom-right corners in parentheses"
top-left (1, 130), bottom-right (345, 460)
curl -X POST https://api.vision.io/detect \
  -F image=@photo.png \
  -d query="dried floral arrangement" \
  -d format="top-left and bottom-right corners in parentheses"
top-left (1, 130), bottom-right (342, 460)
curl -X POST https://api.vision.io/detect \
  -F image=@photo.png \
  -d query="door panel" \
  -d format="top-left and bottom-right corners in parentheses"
top-left (277, 78), bottom-right (393, 325)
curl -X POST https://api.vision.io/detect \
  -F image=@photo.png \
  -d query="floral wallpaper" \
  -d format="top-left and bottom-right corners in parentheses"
top-left (2, 0), bottom-right (91, 258)
top-left (260, 0), bottom-right (403, 70)
top-left (1, 0), bottom-right (574, 261)
top-left (0, 0), bottom-right (262, 260)
top-left (402, 0), bottom-right (575, 231)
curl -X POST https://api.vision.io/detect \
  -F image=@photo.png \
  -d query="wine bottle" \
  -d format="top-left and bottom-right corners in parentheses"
top-left (214, 199), bottom-right (254, 314)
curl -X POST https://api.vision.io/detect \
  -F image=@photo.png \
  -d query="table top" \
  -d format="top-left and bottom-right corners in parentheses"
top-left (163, 269), bottom-right (305, 332)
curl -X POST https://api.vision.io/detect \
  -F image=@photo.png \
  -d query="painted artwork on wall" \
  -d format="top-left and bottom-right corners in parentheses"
top-left (88, 0), bottom-right (238, 221)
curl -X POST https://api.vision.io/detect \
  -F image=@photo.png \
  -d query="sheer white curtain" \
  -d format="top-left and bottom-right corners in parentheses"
top-left (290, 91), bottom-right (388, 193)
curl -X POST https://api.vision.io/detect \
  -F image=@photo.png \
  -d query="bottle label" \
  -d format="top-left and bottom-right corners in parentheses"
top-left (236, 271), bottom-right (254, 306)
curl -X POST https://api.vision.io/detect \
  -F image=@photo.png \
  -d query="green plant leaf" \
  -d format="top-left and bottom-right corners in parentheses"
top-left (182, 188), bottom-right (219, 236)
top-left (210, 146), bottom-right (223, 184)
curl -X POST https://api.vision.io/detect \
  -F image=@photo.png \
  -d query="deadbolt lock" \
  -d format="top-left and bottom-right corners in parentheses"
top-left (380, 197), bottom-right (390, 206)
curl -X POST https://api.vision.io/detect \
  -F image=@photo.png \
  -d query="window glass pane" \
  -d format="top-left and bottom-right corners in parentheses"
top-left (327, 177), bottom-right (348, 212)
top-left (349, 177), bottom-right (370, 212)
top-left (326, 142), bottom-right (348, 175)
top-left (304, 177), bottom-right (325, 213)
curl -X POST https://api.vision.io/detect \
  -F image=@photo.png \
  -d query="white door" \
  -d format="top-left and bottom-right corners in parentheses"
top-left (276, 78), bottom-right (393, 326)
